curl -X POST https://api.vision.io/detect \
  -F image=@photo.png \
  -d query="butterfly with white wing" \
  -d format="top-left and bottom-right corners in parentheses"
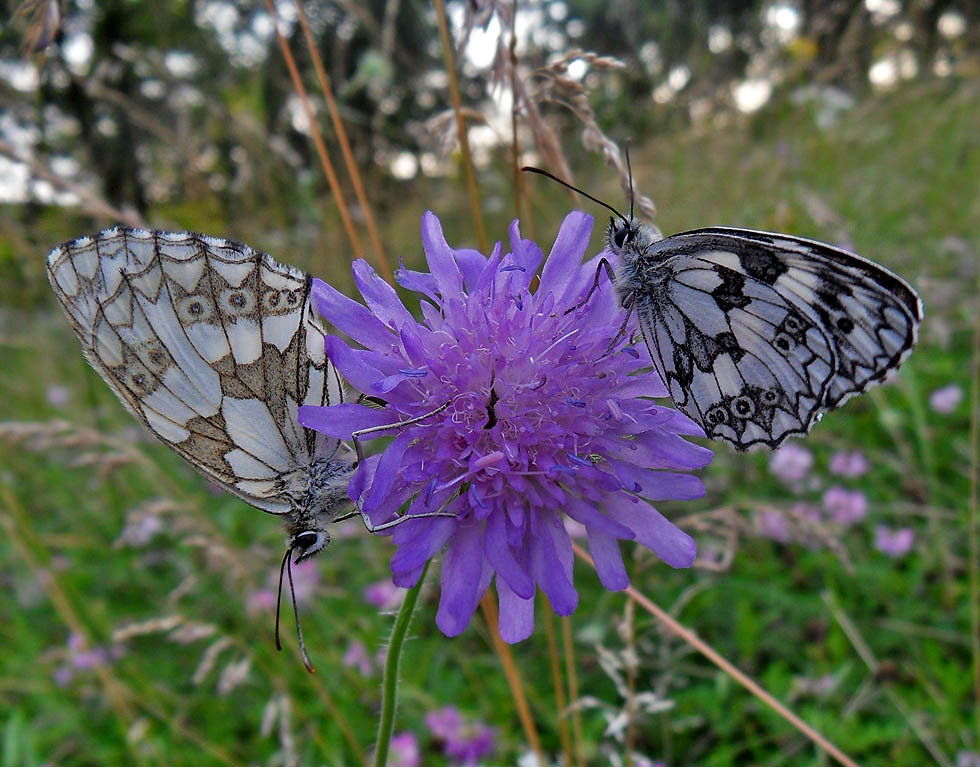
top-left (46, 227), bottom-right (388, 670)
top-left (525, 167), bottom-right (922, 450)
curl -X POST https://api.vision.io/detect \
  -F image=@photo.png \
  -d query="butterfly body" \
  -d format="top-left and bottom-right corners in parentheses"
top-left (606, 219), bottom-right (922, 450)
top-left (46, 227), bottom-right (355, 559)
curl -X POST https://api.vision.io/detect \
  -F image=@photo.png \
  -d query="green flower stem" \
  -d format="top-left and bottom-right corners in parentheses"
top-left (374, 559), bottom-right (430, 767)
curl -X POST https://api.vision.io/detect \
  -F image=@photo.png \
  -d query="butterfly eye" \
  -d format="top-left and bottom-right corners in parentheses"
top-left (294, 531), bottom-right (323, 554)
top-left (613, 227), bottom-right (633, 249)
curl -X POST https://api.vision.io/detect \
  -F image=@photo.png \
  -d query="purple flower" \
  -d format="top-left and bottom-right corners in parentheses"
top-left (46, 384), bottom-right (70, 407)
top-left (364, 579), bottom-right (404, 610)
top-left (55, 633), bottom-right (116, 685)
top-left (768, 443), bottom-right (813, 484)
top-left (874, 525), bottom-right (915, 557)
top-left (426, 707), bottom-right (495, 766)
top-left (425, 706), bottom-right (464, 740)
top-left (828, 450), bottom-right (869, 478)
top-left (299, 212), bottom-right (711, 642)
top-left (822, 486), bottom-right (867, 525)
top-left (388, 732), bottom-right (421, 767)
top-left (929, 384), bottom-right (963, 414)
top-left (756, 509), bottom-right (791, 542)
top-left (445, 723), bottom-right (495, 766)
top-left (341, 639), bottom-right (375, 676)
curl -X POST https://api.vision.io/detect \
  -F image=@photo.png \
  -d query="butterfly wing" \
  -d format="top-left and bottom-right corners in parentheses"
top-left (46, 228), bottom-right (345, 513)
top-left (631, 228), bottom-right (920, 449)
top-left (682, 228), bottom-right (922, 408)
top-left (631, 244), bottom-right (837, 449)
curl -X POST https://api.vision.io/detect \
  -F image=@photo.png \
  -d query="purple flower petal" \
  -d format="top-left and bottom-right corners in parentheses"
top-left (484, 510), bottom-right (534, 599)
top-left (586, 527), bottom-right (628, 591)
top-left (609, 464), bottom-right (706, 501)
top-left (297, 403), bottom-right (395, 439)
top-left (604, 493), bottom-right (696, 568)
top-left (421, 211), bottom-right (464, 298)
top-left (563, 495), bottom-right (635, 539)
top-left (454, 246), bottom-right (491, 291)
top-left (363, 432), bottom-right (415, 514)
top-left (323, 336), bottom-right (385, 394)
top-left (497, 576), bottom-right (535, 643)
top-left (352, 259), bottom-right (416, 330)
top-left (532, 515), bottom-right (577, 615)
top-left (396, 265), bottom-right (438, 301)
top-left (436, 519), bottom-right (487, 636)
top-left (537, 211), bottom-right (594, 301)
top-left (508, 219), bottom-right (543, 276)
top-left (391, 516), bottom-right (457, 585)
top-left (311, 278), bottom-right (395, 351)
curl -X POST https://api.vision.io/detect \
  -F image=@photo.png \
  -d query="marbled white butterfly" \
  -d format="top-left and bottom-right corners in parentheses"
top-left (526, 168), bottom-right (922, 450)
top-left (47, 228), bottom-right (362, 669)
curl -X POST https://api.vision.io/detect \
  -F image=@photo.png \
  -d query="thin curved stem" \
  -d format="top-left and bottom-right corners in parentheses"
top-left (479, 590), bottom-right (545, 764)
top-left (433, 0), bottom-right (488, 254)
top-left (571, 542), bottom-right (859, 767)
top-left (375, 560), bottom-right (430, 767)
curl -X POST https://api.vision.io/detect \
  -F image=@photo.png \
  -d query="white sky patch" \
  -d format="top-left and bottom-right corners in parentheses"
top-left (0, 60), bottom-right (40, 93)
top-left (0, 157), bottom-right (30, 203)
top-left (733, 78), bottom-right (772, 112)
top-left (164, 51), bottom-right (200, 78)
top-left (464, 14), bottom-right (502, 69)
top-left (548, 2), bottom-right (568, 21)
top-left (653, 82), bottom-right (675, 104)
top-left (140, 78), bottom-right (166, 99)
top-left (287, 95), bottom-right (312, 134)
top-left (389, 151), bottom-right (418, 180)
top-left (708, 25), bottom-right (733, 54)
top-left (766, 3), bottom-right (801, 35)
top-left (868, 56), bottom-right (898, 88)
top-left (252, 12), bottom-right (275, 41)
top-left (865, 0), bottom-right (900, 21)
top-left (567, 58), bottom-right (587, 81)
top-left (62, 32), bottom-right (94, 76)
top-left (96, 115), bottom-right (119, 137)
top-left (668, 64), bottom-right (691, 92)
top-left (639, 41), bottom-right (661, 73)
top-left (894, 21), bottom-right (914, 41)
top-left (937, 11), bottom-right (966, 39)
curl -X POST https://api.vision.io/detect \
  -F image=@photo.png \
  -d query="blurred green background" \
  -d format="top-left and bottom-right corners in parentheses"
top-left (1, 1), bottom-right (978, 765)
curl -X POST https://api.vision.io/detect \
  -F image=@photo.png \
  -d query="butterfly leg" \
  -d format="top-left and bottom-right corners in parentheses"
top-left (601, 292), bottom-right (636, 357)
top-left (360, 487), bottom-right (463, 532)
top-left (350, 400), bottom-right (452, 465)
top-left (564, 258), bottom-right (616, 315)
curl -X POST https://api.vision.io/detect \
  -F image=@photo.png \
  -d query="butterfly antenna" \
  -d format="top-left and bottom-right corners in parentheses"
top-left (286, 550), bottom-right (316, 673)
top-left (625, 139), bottom-right (635, 223)
top-left (522, 166), bottom-right (631, 227)
top-left (275, 547), bottom-right (290, 652)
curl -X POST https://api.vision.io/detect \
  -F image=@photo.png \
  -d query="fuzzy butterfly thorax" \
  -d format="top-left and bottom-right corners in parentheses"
top-left (283, 454), bottom-right (358, 561)
top-left (604, 217), bottom-right (922, 450)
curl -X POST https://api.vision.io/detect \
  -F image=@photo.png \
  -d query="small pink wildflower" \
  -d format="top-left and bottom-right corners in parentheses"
top-left (822, 486), bottom-right (867, 525)
top-left (769, 443), bottom-right (814, 484)
top-left (874, 525), bottom-right (915, 557)
top-left (929, 384), bottom-right (963, 414)
top-left (829, 450), bottom-right (869, 478)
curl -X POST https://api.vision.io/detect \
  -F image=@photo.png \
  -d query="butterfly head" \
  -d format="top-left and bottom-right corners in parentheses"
top-left (605, 216), bottom-right (664, 264)
top-left (289, 527), bottom-right (330, 563)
